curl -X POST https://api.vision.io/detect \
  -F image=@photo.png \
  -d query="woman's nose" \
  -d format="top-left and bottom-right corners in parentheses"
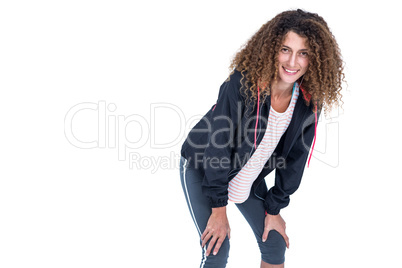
top-left (288, 53), bottom-right (297, 67)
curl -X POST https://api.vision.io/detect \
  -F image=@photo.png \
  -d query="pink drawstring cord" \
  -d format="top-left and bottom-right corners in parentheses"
top-left (307, 106), bottom-right (317, 167)
top-left (254, 86), bottom-right (260, 149)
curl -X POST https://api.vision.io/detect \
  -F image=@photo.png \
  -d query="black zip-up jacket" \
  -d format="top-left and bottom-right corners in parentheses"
top-left (181, 69), bottom-right (320, 215)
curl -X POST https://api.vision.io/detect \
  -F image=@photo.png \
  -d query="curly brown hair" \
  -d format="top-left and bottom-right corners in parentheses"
top-left (229, 9), bottom-right (345, 114)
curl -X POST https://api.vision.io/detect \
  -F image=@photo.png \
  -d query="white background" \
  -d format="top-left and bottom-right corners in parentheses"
top-left (1, 0), bottom-right (401, 267)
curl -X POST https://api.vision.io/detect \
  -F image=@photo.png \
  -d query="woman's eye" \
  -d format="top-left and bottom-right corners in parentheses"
top-left (300, 52), bottom-right (309, 57)
top-left (281, 48), bottom-right (289, 53)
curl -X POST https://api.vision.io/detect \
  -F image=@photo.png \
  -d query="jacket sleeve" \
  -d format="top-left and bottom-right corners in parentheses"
top-left (264, 110), bottom-right (320, 215)
top-left (201, 70), bottom-right (244, 208)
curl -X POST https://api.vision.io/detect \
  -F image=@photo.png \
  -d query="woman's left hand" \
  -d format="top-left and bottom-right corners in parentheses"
top-left (262, 213), bottom-right (290, 248)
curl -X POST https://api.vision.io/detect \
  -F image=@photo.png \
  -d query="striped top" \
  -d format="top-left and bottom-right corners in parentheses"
top-left (228, 83), bottom-right (300, 203)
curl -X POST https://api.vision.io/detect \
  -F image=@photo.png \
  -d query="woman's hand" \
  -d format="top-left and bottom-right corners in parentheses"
top-left (262, 213), bottom-right (290, 248)
top-left (201, 207), bottom-right (231, 256)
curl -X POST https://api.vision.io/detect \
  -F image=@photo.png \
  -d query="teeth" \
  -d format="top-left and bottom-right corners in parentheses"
top-left (284, 67), bottom-right (297, 73)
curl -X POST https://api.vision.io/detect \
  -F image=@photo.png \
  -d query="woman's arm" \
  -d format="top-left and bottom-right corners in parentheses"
top-left (202, 70), bottom-right (244, 208)
top-left (265, 110), bottom-right (320, 215)
top-left (199, 70), bottom-right (244, 256)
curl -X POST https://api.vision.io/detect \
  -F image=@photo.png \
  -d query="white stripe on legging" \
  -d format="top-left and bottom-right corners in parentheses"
top-left (182, 158), bottom-right (207, 267)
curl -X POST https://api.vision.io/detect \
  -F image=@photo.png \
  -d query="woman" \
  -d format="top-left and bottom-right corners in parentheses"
top-left (180, 9), bottom-right (344, 268)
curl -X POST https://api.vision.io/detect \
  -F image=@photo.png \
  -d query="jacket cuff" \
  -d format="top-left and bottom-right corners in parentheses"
top-left (209, 197), bottom-right (228, 208)
top-left (266, 208), bottom-right (280, 215)
top-left (263, 202), bottom-right (280, 215)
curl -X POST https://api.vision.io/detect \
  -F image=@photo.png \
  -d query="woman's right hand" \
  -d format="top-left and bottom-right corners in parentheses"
top-left (201, 206), bottom-right (231, 256)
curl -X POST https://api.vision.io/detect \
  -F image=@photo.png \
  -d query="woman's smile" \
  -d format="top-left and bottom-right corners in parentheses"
top-left (282, 66), bottom-right (299, 75)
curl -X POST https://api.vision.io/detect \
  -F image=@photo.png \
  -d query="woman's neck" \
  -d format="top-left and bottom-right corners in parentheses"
top-left (270, 80), bottom-right (294, 113)
top-left (271, 80), bottom-right (293, 100)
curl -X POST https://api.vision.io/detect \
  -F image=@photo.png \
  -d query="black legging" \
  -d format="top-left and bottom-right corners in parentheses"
top-left (180, 156), bottom-right (286, 268)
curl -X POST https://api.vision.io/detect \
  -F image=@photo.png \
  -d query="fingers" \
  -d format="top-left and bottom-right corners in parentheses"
top-left (201, 229), bottom-right (212, 248)
top-left (206, 235), bottom-right (218, 256)
top-left (211, 237), bottom-right (224, 256)
top-left (274, 227), bottom-right (290, 248)
top-left (205, 235), bottom-right (226, 256)
top-left (283, 233), bottom-right (290, 249)
top-left (262, 228), bottom-right (269, 243)
top-left (262, 227), bottom-right (290, 248)
top-left (201, 229), bottom-right (228, 256)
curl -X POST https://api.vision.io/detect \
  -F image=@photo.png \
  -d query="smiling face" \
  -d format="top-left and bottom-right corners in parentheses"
top-left (277, 31), bottom-right (310, 85)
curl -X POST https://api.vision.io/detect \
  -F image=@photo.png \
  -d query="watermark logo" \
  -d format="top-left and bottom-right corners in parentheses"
top-left (64, 101), bottom-right (191, 161)
top-left (305, 108), bottom-right (341, 168)
top-left (64, 100), bottom-right (342, 171)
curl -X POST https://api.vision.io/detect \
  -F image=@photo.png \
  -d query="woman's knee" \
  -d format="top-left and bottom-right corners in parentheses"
top-left (259, 230), bottom-right (286, 265)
